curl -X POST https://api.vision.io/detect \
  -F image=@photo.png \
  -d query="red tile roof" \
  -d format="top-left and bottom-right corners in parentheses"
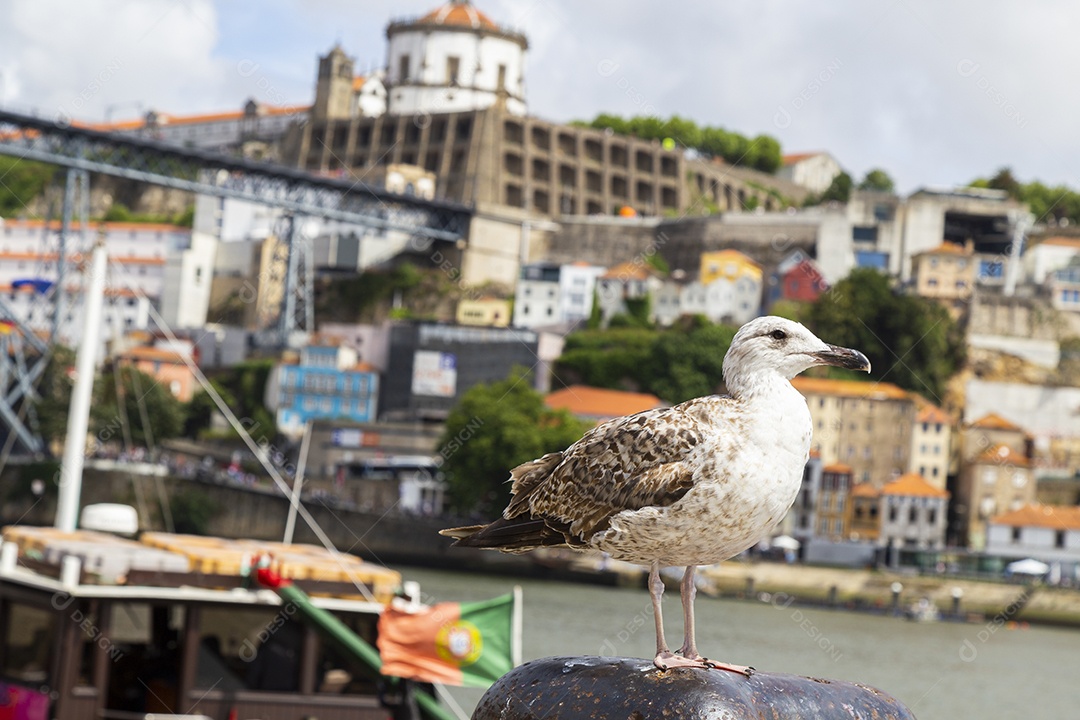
top-left (417, 1), bottom-right (498, 30)
top-left (916, 403), bottom-right (952, 425)
top-left (781, 152), bottom-right (826, 165)
top-left (850, 482), bottom-right (880, 498)
top-left (917, 243), bottom-right (971, 257)
top-left (601, 261), bottom-right (655, 281)
top-left (823, 463), bottom-right (853, 474)
top-left (120, 347), bottom-right (190, 364)
top-left (990, 504), bottom-right (1080, 530)
top-left (969, 412), bottom-right (1024, 432)
top-left (881, 473), bottom-right (949, 498)
top-left (1038, 237), bottom-right (1080, 250)
top-left (545, 385), bottom-right (664, 419)
top-left (791, 377), bottom-right (910, 401)
top-left (77, 103), bottom-right (309, 133)
top-left (1, 219), bottom-right (188, 233)
top-left (973, 443), bottom-right (1029, 468)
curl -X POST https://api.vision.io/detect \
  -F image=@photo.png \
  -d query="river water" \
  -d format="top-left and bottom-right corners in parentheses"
top-left (403, 566), bottom-right (1080, 720)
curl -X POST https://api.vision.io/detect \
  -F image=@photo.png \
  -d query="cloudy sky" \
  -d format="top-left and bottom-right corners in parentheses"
top-left (1, 0), bottom-right (1073, 193)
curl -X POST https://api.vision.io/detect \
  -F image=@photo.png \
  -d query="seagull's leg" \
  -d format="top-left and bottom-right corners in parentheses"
top-left (672, 565), bottom-right (754, 677)
top-left (677, 565), bottom-right (701, 657)
top-left (650, 561), bottom-right (674, 667)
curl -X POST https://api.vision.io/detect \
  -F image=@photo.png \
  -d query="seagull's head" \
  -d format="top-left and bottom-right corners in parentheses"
top-left (723, 316), bottom-right (871, 394)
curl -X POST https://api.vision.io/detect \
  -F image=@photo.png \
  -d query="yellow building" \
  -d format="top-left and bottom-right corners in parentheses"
top-left (455, 297), bottom-right (512, 327)
top-left (699, 249), bottom-right (763, 285)
top-left (791, 376), bottom-right (916, 487)
top-left (911, 243), bottom-right (974, 302)
top-left (909, 402), bottom-right (953, 490)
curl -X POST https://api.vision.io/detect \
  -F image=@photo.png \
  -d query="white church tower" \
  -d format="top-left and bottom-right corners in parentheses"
top-left (385, 0), bottom-right (528, 117)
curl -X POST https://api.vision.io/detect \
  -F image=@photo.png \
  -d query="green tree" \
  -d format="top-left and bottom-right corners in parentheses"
top-left (805, 268), bottom-right (965, 400)
top-left (439, 372), bottom-right (590, 515)
top-left (820, 172), bottom-right (853, 204)
top-left (170, 488), bottom-right (220, 535)
top-left (640, 320), bottom-right (736, 403)
top-left (184, 360), bottom-right (276, 441)
top-left (93, 365), bottom-right (187, 447)
top-left (858, 169), bottom-right (895, 193)
top-left (33, 346), bottom-right (78, 449)
top-left (556, 327), bottom-right (657, 388)
top-left (0, 157), bottom-right (54, 217)
top-left (983, 167), bottom-right (1022, 198)
top-left (579, 113), bottom-right (782, 174)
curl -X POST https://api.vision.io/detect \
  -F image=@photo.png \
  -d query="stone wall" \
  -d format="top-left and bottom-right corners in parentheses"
top-left (968, 292), bottom-right (1080, 341)
top-left (1, 468), bottom-right (524, 571)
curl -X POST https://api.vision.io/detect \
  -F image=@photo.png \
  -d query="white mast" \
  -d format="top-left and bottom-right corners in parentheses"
top-left (55, 240), bottom-right (108, 532)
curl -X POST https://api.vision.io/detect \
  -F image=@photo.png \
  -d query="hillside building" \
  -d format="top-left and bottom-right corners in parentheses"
top-left (954, 443), bottom-right (1036, 550)
top-left (777, 152), bottom-right (843, 194)
top-left (877, 473), bottom-right (950, 550)
top-left (791, 377), bottom-right (917, 487)
top-left (0, 219), bottom-right (215, 347)
top-left (512, 261), bottom-right (604, 329)
top-left (267, 341), bottom-right (380, 438)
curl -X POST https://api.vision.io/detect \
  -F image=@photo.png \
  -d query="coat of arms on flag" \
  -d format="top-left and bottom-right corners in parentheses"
top-left (377, 588), bottom-right (522, 688)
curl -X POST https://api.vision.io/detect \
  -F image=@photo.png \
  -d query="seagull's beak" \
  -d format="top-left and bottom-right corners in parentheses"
top-left (811, 345), bottom-right (871, 372)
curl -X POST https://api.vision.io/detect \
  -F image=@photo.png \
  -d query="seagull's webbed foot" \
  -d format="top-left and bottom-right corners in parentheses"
top-left (661, 649), bottom-right (754, 677)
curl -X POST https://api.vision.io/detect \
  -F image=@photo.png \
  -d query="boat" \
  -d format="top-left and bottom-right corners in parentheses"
top-left (0, 522), bottom-right (409, 720)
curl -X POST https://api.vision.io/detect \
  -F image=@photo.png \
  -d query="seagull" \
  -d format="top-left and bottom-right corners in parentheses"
top-left (442, 316), bottom-right (870, 675)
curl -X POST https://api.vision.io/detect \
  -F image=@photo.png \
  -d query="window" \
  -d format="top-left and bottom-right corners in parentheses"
top-left (927, 508), bottom-right (937, 525)
top-left (497, 63), bottom-right (507, 90)
top-left (889, 506), bottom-right (898, 522)
top-left (1012, 527), bottom-right (1022, 543)
top-left (908, 506), bottom-right (918, 524)
top-left (398, 54), bottom-right (410, 82)
top-left (1055, 530), bottom-right (1066, 549)
top-left (446, 56), bottom-right (460, 84)
top-left (2, 601), bottom-right (57, 682)
top-left (197, 606), bottom-right (304, 692)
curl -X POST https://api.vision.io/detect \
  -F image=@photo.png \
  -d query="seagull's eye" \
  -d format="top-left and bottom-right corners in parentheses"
top-left (769, 329), bottom-right (787, 341)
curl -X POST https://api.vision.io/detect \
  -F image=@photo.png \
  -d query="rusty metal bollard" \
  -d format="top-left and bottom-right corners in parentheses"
top-left (473, 656), bottom-right (916, 720)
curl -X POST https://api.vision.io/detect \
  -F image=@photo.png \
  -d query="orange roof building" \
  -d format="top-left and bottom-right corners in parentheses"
top-left (969, 412), bottom-right (1024, 433)
top-left (545, 385), bottom-right (664, 422)
top-left (386, 1), bottom-right (528, 117)
top-left (990, 504), bottom-right (1080, 531)
top-left (417, 1), bottom-right (499, 30)
top-left (973, 444), bottom-right (1030, 468)
top-left (790, 376), bottom-right (909, 401)
top-left (878, 473), bottom-right (949, 550)
top-left (986, 504), bottom-right (1080, 559)
top-left (792, 375), bottom-right (919, 490)
top-left (881, 473), bottom-right (950, 499)
top-left (118, 346), bottom-right (198, 403)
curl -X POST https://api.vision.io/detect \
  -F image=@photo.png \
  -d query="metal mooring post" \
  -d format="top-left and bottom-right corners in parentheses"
top-left (473, 657), bottom-right (915, 720)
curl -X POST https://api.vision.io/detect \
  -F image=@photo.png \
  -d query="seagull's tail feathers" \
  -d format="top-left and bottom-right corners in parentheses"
top-left (440, 515), bottom-right (584, 554)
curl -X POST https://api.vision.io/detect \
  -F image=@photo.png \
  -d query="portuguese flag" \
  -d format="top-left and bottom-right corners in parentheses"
top-left (377, 589), bottom-right (521, 687)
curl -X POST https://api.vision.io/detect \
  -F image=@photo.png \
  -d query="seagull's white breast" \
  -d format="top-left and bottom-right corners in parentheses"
top-left (594, 382), bottom-right (811, 567)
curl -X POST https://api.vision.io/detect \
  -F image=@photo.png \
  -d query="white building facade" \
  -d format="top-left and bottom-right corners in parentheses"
top-left (512, 262), bottom-right (603, 329)
top-left (0, 219), bottom-right (206, 346)
top-left (385, 1), bottom-right (528, 117)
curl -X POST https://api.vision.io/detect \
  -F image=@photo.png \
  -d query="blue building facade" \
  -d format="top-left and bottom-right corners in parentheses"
top-left (274, 345), bottom-right (380, 435)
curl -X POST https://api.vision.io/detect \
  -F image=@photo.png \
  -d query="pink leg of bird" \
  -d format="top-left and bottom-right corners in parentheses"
top-left (650, 562), bottom-right (733, 671)
top-left (676, 565), bottom-right (753, 677)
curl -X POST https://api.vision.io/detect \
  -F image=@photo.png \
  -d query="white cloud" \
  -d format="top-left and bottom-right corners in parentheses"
top-left (0, 0), bottom-right (228, 122)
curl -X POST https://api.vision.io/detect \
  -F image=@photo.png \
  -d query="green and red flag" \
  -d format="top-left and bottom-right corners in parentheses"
top-left (377, 590), bottom-right (521, 687)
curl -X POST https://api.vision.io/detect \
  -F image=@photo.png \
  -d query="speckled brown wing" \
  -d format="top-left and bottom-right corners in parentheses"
top-left (504, 405), bottom-right (705, 541)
